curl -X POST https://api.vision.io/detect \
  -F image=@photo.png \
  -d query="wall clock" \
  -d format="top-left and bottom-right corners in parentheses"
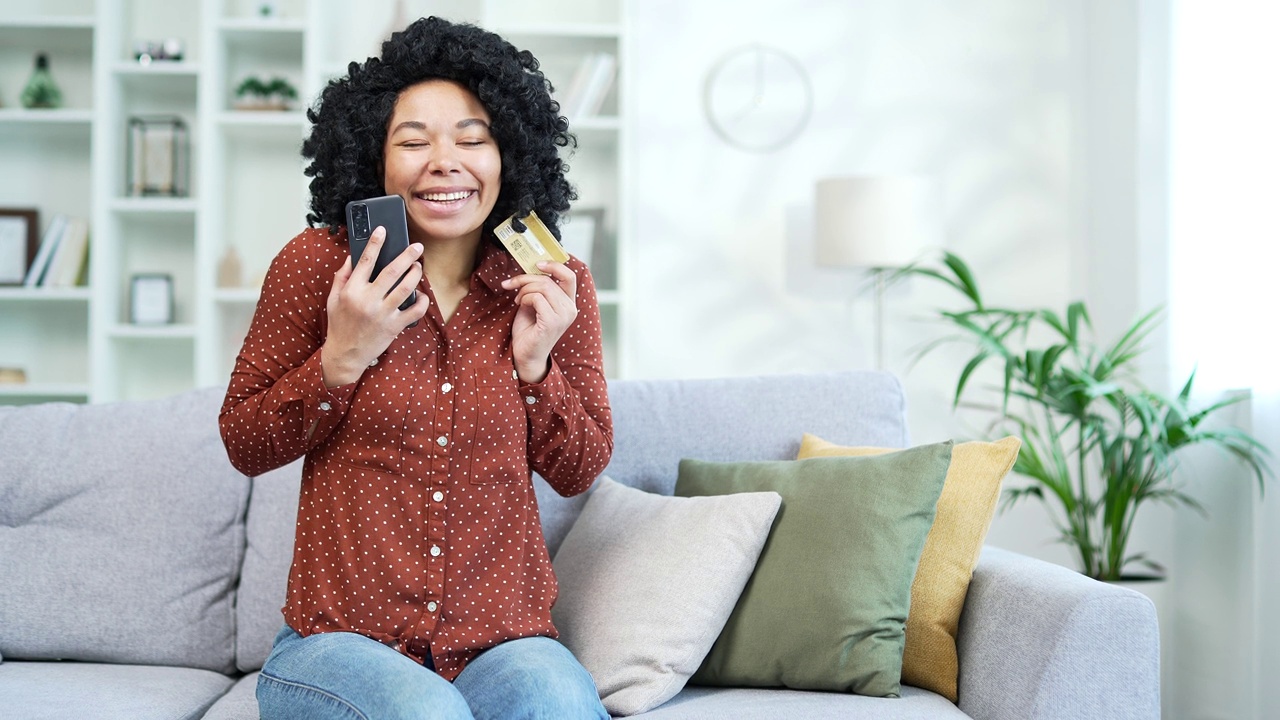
top-left (702, 44), bottom-right (814, 153)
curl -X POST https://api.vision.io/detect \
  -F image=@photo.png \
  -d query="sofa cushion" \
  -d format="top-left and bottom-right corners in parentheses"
top-left (201, 673), bottom-right (261, 720)
top-left (0, 661), bottom-right (235, 720)
top-left (552, 477), bottom-right (781, 716)
top-left (635, 685), bottom-right (970, 719)
top-left (235, 459), bottom-right (304, 672)
top-left (0, 388), bottom-right (248, 674)
top-left (675, 443), bottom-right (952, 697)
top-left (797, 434), bottom-right (1020, 702)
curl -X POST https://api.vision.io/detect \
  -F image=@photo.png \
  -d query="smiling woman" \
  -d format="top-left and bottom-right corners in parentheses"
top-left (219, 15), bottom-right (612, 720)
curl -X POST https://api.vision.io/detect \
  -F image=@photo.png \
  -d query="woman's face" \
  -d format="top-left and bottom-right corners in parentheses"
top-left (383, 79), bottom-right (502, 245)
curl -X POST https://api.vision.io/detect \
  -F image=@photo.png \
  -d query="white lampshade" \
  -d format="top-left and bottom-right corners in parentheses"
top-left (814, 176), bottom-right (941, 269)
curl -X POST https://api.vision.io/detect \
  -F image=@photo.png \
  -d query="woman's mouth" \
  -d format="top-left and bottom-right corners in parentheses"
top-left (419, 190), bottom-right (475, 206)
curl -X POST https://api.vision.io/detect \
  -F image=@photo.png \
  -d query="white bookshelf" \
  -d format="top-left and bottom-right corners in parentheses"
top-left (0, 0), bottom-right (630, 404)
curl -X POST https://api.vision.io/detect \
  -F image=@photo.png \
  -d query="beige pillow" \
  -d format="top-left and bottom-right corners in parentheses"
top-left (552, 476), bottom-right (781, 716)
top-left (797, 434), bottom-right (1020, 702)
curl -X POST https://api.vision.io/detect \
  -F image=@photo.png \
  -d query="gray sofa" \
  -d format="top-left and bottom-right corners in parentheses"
top-left (0, 371), bottom-right (1160, 719)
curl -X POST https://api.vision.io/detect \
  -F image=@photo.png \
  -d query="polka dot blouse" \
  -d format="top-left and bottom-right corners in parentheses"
top-left (218, 227), bottom-right (614, 680)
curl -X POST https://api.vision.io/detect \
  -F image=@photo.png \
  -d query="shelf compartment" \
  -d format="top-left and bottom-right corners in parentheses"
top-left (0, 122), bottom-right (92, 223)
top-left (104, 337), bottom-right (194, 402)
top-left (109, 213), bottom-right (197, 325)
top-left (0, 20), bottom-right (95, 110)
top-left (0, 300), bottom-right (89, 390)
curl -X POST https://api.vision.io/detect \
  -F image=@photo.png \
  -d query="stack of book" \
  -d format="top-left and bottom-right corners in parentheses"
top-left (558, 52), bottom-right (617, 121)
top-left (24, 215), bottom-right (90, 288)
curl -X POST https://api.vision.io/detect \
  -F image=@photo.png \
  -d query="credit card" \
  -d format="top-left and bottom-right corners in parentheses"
top-left (493, 210), bottom-right (569, 275)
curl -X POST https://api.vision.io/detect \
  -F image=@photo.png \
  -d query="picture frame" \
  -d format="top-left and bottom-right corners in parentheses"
top-left (559, 207), bottom-right (605, 268)
top-left (0, 208), bottom-right (39, 286)
top-left (127, 115), bottom-right (190, 197)
top-left (130, 273), bottom-right (174, 325)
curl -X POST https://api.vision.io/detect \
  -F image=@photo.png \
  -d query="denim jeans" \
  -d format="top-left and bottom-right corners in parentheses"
top-left (257, 626), bottom-right (609, 720)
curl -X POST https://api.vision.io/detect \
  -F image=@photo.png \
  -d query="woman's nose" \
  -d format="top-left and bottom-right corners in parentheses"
top-left (427, 145), bottom-right (460, 173)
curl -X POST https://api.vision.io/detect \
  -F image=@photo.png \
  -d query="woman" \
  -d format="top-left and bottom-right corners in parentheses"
top-left (219, 16), bottom-right (612, 720)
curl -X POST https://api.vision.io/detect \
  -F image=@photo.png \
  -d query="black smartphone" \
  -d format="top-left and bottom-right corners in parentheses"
top-left (345, 194), bottom-right (417, 311)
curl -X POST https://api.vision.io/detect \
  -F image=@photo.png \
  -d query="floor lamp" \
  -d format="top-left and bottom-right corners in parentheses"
top-left (814, 176), bottom-right (941, 371)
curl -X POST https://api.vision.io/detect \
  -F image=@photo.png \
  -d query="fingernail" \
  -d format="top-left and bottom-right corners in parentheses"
top-left (411, 243), bottom-right (423, 254)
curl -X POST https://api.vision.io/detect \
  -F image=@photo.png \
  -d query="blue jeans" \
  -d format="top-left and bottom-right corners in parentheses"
top-left (257, 626), bottom-right (608, 720)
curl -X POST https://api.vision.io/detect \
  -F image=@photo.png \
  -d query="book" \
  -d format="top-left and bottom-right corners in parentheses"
top-left (577, 53), bottom-right (617, 118)
top-left (24, 214), bottom-right (66, 287)
top-left (44, 216), bottom-right (89, 287)
top-left (561, 52), bottom-right (616, 120)
top-left (558, 53), bottom-right (597, 119)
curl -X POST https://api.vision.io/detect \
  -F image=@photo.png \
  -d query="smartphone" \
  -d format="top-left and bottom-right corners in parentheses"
top-left (345, 194), bottom-right (417, 311)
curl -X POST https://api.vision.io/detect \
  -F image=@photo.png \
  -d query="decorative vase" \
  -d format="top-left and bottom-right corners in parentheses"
top-left (20, 53), bottom-right (62, 109)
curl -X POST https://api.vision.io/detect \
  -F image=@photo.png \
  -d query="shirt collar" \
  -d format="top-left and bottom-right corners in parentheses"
top-left (474, 240), bottom-right (522, 294)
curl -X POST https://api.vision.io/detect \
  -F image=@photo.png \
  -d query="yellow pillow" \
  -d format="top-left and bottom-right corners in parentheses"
top-left (797, 433), bottom-right (1020, 703)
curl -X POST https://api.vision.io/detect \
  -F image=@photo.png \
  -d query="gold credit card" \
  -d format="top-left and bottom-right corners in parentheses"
top-left (493, 210), bottom-right (569, 275)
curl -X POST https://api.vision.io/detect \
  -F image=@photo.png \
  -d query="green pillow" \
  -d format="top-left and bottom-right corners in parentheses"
top-left (675, 441), bottom-right (952, 698)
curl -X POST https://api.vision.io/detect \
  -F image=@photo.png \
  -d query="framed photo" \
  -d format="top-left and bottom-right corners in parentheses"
top-left (128, 116), bottom-right (190, 197)
top-left (0, 208), bottom-right (39, 286)
top-left (559, 207), bottom-right (605, 267)
top-left (130, 273), bottom-right (174, 324)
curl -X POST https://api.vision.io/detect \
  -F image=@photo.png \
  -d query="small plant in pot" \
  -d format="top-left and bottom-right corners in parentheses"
top-left (901, 252), bottom-right (1273, 581)
top-left (234, 75), bottom-right (297, 111)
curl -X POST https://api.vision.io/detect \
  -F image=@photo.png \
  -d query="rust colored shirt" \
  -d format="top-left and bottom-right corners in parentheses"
top-left (219, 227), bottom-right (613, 680)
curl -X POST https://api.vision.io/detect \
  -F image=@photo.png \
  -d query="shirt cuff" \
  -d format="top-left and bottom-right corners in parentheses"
top-left (291, 350), bottom-right (358, 428)
top-left (518, 359), bottom-right (570, 421)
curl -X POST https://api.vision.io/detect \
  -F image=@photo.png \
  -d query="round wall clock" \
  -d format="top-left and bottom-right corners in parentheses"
top-left (702, 44), bottom-right (814, 153)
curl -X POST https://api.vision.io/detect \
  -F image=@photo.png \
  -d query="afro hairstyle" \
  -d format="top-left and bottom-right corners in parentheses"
top-left (301, 16), bottom-right (577, 240)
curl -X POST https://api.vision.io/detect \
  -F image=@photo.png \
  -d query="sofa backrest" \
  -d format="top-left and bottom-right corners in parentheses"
top-left (0, 370), bottom-right (907, 675)
top-left (535, 370), bottom-right (909, 554)
top-left (0, 388), bottom-right (249, 675)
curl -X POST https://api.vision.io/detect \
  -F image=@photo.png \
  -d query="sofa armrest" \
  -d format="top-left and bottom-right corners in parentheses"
top-left (955, 546), bottom-right (1159, 720)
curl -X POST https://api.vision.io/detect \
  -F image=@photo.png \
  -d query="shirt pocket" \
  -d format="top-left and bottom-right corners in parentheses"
top-left (466, 364), bottom-right (529, 484)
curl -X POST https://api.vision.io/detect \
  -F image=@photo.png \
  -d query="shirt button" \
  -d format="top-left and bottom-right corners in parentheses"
top-left (436, 436), bottom-right (448, 447)
top-left (319, 402), bottom-right (332, 411)
top-left (430, 545), bottom-right (442, 557)
top-left (427, 601), bottom-right (439, 612)
top-left (432, 491), bottom-right (444, 502)
top-left (512, 369), bottom-right (518, 379)
top-left (441, 382), bottom-right (452, 393)
top-left (369, 357), bottom-right (378, 366)
top-left (525, 395), bottom-right (537, 405)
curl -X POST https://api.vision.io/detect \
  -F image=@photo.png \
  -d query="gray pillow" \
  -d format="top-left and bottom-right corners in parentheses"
top-left (552, 476), bottom-right (781, 716)
top-left (0, 389), bottom-right (249, 673)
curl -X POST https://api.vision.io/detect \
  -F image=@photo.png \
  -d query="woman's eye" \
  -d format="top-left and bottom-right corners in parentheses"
top-left (459, 140), bottom-right (485, 147)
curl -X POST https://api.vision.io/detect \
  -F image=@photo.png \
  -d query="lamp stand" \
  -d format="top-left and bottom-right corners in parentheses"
top-left (873, 268), bottom-right (887, 371)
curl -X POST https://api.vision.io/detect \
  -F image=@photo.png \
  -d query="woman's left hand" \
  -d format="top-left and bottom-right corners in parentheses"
top-left (502, 261), bottom-right (578, 383)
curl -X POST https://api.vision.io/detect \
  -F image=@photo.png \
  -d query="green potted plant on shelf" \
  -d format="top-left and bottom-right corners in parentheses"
top-left (234, 75), bottom-right (297, 111)
top-left (901, 251), bottom-right (1273, 581)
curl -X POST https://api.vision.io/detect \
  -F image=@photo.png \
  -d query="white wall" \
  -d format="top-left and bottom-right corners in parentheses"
top-left (627, 0), bottom-right (1086, 562)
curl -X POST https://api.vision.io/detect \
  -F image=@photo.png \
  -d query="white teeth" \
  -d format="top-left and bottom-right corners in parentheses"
top-left (423, 191), bottom-right (471, 202)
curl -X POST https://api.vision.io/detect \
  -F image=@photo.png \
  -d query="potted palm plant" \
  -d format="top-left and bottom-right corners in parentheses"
top-left (901, 252), bottom-right (1273, 581)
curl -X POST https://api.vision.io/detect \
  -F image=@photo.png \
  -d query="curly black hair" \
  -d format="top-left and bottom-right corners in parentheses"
top-left (301, 16), bottom-right (577, 240)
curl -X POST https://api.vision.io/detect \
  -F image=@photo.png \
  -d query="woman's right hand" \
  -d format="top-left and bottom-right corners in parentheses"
top-left (320, 226), bottom-right (431, 387)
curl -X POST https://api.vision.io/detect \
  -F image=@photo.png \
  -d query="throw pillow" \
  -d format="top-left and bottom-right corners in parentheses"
top-left (552, 476), bottom-right (782, 716)
top-left (798, 433), bottom-right (1021, 703)
top-left (675, 442), bottom-right (953, 698)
